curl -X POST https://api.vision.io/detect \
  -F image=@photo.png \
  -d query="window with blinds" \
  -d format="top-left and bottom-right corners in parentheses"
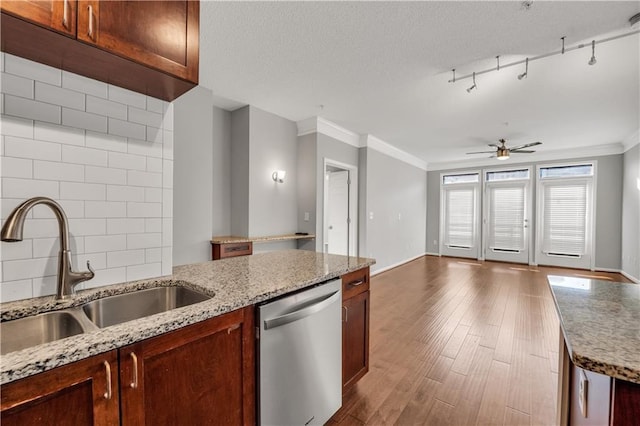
top-left (488, 185), bottom-right (525, 251)
top-left (541, 181), bottom-right (589, 256)
top-left (443, 186), bottom-right (476, 248)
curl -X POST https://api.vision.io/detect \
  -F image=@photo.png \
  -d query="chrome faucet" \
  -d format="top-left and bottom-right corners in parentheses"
top-left (1, 197), bottom-right (94, 299)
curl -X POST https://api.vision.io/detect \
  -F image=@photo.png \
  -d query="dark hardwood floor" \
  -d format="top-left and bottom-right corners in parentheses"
top-left (329, 256), bottom-right (631, 425)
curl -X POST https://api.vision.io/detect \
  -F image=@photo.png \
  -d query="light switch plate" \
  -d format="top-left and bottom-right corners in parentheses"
top-left (579, 369), bottom-right (588, 418)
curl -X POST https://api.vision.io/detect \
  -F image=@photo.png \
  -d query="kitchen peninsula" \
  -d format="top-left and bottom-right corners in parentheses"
top-left (548, 275), bottom-right (640, 426)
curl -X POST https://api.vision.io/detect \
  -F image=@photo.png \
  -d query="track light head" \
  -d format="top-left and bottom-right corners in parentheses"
top-left (466, 84), bottom-right (476, 93)
top-left (588, 40), bottom-right (597, 66)
top-left (517, 58), bottom-right (529, 80)
top-left (517, 72), bottom-right (527, 80)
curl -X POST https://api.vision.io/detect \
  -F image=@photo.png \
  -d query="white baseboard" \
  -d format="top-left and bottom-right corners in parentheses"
top-left (595, 267), bottom-right (639, 284)
top-left (425, 252), bottom-right (440, 257)
top-left (371, 253), bottom-right (427, 276)
top-left (620, 270), bottom-right (640, 284)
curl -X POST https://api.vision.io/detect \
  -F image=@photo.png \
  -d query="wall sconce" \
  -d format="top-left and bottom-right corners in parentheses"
top-left (272, 170), bottom-right (286, 183)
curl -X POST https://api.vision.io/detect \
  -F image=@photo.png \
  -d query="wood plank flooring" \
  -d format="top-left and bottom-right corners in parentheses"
top-left (329, 256), bottom-right (631, 426)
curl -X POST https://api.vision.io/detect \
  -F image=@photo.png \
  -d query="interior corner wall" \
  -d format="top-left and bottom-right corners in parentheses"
top-left (297, 133), bottom-right (317, 251)
top-left (358, 147), bottom-right (368, 257)
top-left (211, 105), bottom-right (232, 237)
top-left (364, 148), bottom-right (427, 273)
top-left (426, 170), bottom-right (441, 254)
top-left (230, 106), bottom-right (250, 237)
top-left (621, 143), bottom-right (640, 281)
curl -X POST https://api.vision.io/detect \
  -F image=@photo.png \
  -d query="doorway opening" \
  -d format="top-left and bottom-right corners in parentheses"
top-left (323, 159), bottom-right (358, 257)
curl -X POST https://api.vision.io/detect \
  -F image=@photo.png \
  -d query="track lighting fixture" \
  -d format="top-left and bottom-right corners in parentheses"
top-left (466, 72), bottom-right (477, 93)
top-left (517, 58), bottom-right (529, 80)
top-left (588, 40), bottom-right (597, 65)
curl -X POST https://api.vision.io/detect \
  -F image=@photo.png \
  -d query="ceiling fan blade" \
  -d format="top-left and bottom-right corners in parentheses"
top-left (510, 141), bottom-right (542, 150)
top-left (510, 150), bottom-right (536, 153)
top-left (488, 143), bottom-right (499, 148)
top-left (466, 150), bottom-right (497, 154)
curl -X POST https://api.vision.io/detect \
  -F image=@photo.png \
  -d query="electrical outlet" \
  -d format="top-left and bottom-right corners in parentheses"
top-left (433, 240), bottom-right (437, 246)
top-left (369, 212), bottom-right (374, 220)
top-left (304, 212), bottom-right (310, 221)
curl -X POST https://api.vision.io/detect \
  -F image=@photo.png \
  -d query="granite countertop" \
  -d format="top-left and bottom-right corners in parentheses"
top-left (0, 250), bottom-right (374, 385)
top-left (548, 275), bottom-right (640, 384)
top-left (211, 234), bottom-right (315, 244)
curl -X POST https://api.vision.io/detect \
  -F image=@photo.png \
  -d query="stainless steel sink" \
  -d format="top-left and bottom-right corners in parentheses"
top-left (82, 286), bottom-right (212, 328)
top-left (1, 310), bottom-right (88, 355)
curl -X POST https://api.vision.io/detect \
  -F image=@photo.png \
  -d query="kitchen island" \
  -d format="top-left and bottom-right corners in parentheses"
top-left (548, 275), bottom-right (640, 426)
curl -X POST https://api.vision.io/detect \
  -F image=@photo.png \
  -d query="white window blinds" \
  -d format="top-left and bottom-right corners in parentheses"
top-left (541, 181), bottom-right (588, 255)
top-left (443, 187), bottom-right (475, 248)
top-left (488, 185), bottom-right (525, 251)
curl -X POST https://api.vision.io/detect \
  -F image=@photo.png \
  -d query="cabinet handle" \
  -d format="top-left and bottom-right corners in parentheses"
top-left (348, 279), bottom-right (366, 287)
top-left (102, 361), bottom-right (112, 400)
top-left (130, 352), bottom-right (139, 389)
top-left (87, 5), bottom-right (94, 39)
top-left (62, 0), bottom-right (69, 29)
top-left (343, 305), bottom-right (348, 323)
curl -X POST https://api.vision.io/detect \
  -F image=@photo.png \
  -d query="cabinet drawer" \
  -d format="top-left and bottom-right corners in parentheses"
top-left (212, 242), bottom-right (253, 260)
top-left (342, 267), bottom-right (369, 299)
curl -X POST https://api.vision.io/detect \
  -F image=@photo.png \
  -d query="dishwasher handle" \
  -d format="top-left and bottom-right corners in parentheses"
top-left (264, 290), bottom-right (341, 330)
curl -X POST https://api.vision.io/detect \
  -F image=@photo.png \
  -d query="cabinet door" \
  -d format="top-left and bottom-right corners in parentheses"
top-left (77, 0), bottom-right (199, 82)
top-left (1, 0), bottom-right (76, 37)
top-left (1, 351), bottom-right (119, 426)
top-left (120, 306), bottom-right (255, 425)
top-left (342, 290), bottom-right (370, 391)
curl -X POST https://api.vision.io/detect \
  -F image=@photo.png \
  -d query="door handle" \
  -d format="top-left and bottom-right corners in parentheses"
top-left (264, 290), bottom-right (341, 330)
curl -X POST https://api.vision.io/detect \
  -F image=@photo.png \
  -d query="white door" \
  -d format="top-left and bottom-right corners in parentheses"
top-left (440, 173), bottom-right (481, 259)
top-left (326, 170), bottom-right (349, 255)
top-left (484, 177), bottom-right (531, 264)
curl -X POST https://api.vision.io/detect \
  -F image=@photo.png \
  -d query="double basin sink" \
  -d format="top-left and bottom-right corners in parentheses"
top-left (1, 286), bottom-right (212, 355)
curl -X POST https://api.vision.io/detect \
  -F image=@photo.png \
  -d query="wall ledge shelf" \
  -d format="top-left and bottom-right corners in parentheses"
top-left (210, 234), bottom-right (316, 260)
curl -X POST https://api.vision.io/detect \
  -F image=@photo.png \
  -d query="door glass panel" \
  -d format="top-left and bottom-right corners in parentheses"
top-left (443, 187), bottom-right (476, 248)
top-left (488, 186), bottom-right (525, 251)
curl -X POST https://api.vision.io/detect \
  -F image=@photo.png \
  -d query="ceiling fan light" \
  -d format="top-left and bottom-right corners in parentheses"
top-left (497, 154), bottom-right (510, 160)
top-left (496, 147), bottom-right (510, 160)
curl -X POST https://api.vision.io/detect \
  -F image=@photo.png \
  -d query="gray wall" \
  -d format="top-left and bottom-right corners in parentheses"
top-left (230, 106), bottom-right (250, 237)
top-left (622, 143), bottom-right (640, 280)
top-left (426, 154), bottom-right (625, 270)
top-left (212, 106), bottom-right (232, 237)
top-left (365, 149), bottom-right (427, 272)
top-left (173, 86), bottom-right (215, 266)
top-left (296, 133), bottom-right (317, 251)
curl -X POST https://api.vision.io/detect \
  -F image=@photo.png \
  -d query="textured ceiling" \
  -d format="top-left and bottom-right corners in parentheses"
top-left (199, 1), bottom-right (640, 166)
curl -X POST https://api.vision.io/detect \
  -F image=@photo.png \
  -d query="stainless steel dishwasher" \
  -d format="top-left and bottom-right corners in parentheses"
top-left (258, 278), bottom-right (342, 426)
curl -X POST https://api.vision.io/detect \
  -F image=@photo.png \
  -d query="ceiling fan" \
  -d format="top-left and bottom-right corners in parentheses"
top-left (466, 139), bottom-right (542, 160)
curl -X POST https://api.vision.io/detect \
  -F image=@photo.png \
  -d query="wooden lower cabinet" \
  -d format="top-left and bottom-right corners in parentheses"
top-left (341, 267), bottom-right (370, 392)
top-left (1, 350), bottom-right (119, 426)
top-left (211, 242), bottom-right (253, 260)
top-left (0, 306), bottom-right (255, 425)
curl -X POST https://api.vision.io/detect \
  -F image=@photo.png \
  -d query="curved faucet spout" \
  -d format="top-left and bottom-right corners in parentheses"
top-left (1, 197), bottom-right (94, 299)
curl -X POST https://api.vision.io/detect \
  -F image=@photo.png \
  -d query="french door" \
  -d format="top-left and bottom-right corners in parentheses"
top-left (483, 168), bottom-right (531, 264)
top-left (440, 173), bottom-right (481, 259)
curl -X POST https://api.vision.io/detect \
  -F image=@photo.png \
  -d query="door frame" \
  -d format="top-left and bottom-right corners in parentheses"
top-left (323, 158), bottom-right (358, 257)
top-left (481, 166), bottom-right (533, 265)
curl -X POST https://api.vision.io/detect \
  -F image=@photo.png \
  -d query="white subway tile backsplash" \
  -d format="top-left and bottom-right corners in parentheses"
top-left (34, 121), bottom-right (85, 146)
top-left (2, 157), bottom-right (33, 178)
top-left (62, 108), bottom-right (107, 133)
top-left (62, 71), bottom-right (108, 99)
top-left (62, 145), bottom-right (108, 166)
top-left (128, 170), bottom-right (162, 188)
top-left (107, 218), bottom-right (145, 235)
top-left (35, 82), bottom-right (85, 110)
top-left (5, 54), bottom-right (61, 86)
top-left (85, 165), bottom-right (127, 185)
top-left (1, 115), bottom-right (34, 138)
top-left (60, 182), bottom-right (106, 200)
top-left (4, 135), bottom-right (62, 161)
top-left (1, 55), bottom-right (173, 302)
top-left (2, 178), bottom-right (59, 199)
top-left (127, 262), bottom-right (161, 281)
top-left (86, 95), bottom-right (127, 120)
top-left (85, 235), bottom-right (126, 253)
top-left (127, 202), bottom-right (161, 218)
top-left (127, 233), bottom-right (161, 250)
top-left (85, 201), bottom-right (126, 218)
top-left (108, 85), bottom-right (146, 109)
top-left (128, 106), bottom-right (162, 128)
top-left (86, 131), bottom-right (127, 153)
top-left (106, 185), bottom-right (144, 202)
top-left (34, 160), bottom-right (84, 182)
top-left (108, 151), bottom-right (146, 171)
top-left (108, 117), bottom-right (145, 139)
top-left (107, 249), bottom-right (145, 268)
top-left (1, 72), bottom-right (35, 98)
top-left (5, 95), bottom-right (61, 124)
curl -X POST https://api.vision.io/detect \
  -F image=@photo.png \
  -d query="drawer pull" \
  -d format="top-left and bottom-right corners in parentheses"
top-left (225, 245), bottom-right (249, 253)
top-left (130, 352), bottom-right (139, 389)
top-left (87, 5), bottom-right (94, 39)
top-left (348, 279), bottom-right (366, 287)
top-left (103, 361), bottom-right (112, 400)
top-left (62, 0), bottom-right (69, 29)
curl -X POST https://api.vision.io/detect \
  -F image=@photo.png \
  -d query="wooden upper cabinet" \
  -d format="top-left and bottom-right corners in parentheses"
top-left (1, 0), bottom-right (76, 37)
top-left (77, 1), bottom-right (198, 83)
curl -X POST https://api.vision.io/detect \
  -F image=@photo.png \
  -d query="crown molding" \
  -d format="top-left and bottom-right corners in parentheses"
top-left (622, 129), bottom-right (639, 151)
top-left (427, 143), bottom-right (626, 171)
top-left (296, 116), bottom-right (361, 147)
top-left (363, 134), bottom-right (428, 171)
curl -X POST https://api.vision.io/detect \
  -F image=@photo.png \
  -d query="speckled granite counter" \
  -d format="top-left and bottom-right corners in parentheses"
top-left (548, 275), bottom-right (640, 384)
top-left (211, 234), bottom-right (315, 244)
top-left (0, 250), bottom-right (374, 385)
